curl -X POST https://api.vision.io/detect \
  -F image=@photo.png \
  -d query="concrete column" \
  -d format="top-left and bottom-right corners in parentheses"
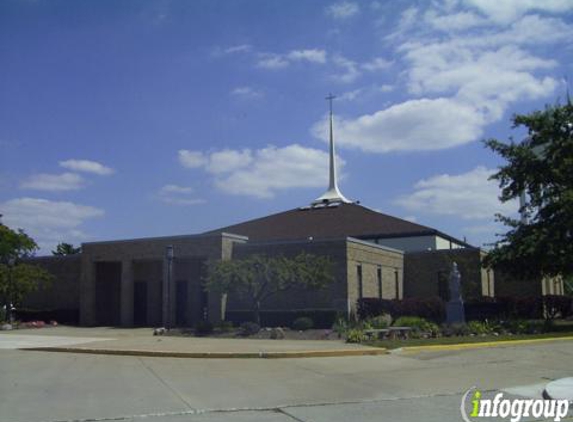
top-left (120, 259), bottom-right (134, 327)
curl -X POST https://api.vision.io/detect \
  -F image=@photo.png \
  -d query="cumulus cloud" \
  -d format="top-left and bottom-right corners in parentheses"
top-left (179, 144), bottom-right (345, 199)
top-left (314, 4), bottom-right (569, 153)
top-left (394, 166), bottom-right (517, 220)
top-left (287, 49), bottom-right (327, 64)
top-left (0, 197), bottom-right (104, 252)
top-left (312, 98), bottom-right (485, 153)
top-left (178, 150), bottom-right (207, 168)
top-left (59, 159), bottom-right (114, 175)
top-left (160, 184), bottom-right (194, 195)
top-left (20, 172), bottom-right (85, 191)
top-left (465, 0), bottom-right (573, 24)
top-left (326, 1), bottom-right (360, 19)
top-left (257, 49), bottom-right (327, 69)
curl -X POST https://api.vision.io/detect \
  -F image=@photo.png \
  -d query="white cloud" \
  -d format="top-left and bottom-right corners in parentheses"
top-left (178, 150), bottom-right (207, 168)
top-left (465, 0), bottom-right (573, 24)
top-left (256, 53), bottom-right (290, 69)
top-left (257, 49), bottom-right (327, 69)
top-left (59, 159), bottom-right (114, 175)
top-left (326, 1), bottom-right (360, 19)
top-left (179, 144), bottom-right (345, 199)
top-left (331, 55), bottom-right (361, 83)
top-left (231, 86), bottom-right (263, 99)
top-left (212, 44), bottom-right (252, 57)
top-left (312, 98), bottom-right (485, 153)
top-left (324, 5), bottom-right (569, 155)
top-left (207, 149), bottom-right (253, 174)
top-left (394, 166), bottom-right (517, 220)
top-left (361, 57), bottom-right (392, 72)
top-left (0, 197), bottom-right (104, 252)
top-left (287, 49), bottom-right (327, 64)
top-left (157, 184), bottom-right (205, 207)
top-left (20, 172), bottom-right (85, 191)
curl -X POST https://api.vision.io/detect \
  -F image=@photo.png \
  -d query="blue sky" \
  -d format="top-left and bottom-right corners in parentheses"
top-left (1, 0), bottom-right (572, 254)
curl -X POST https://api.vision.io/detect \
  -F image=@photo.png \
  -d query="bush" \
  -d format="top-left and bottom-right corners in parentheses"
top-left (292, 317), bottom-right (314, 331)
top-left (393, 316), bottom-right (440, 337)
top-left (467, 320), bottom-right (493, 335)
top-left (367, 314), bottom-right (391, 329)
top-left (332, 317), bottom-right (348, 338)
top-left (543, 295), bottom-right (572, 320)
top-left (345, 329), bottom-right (366, 343)
top-left (216, 320), bottom-right (234, 332)
top-left (225, 310), bottom-right (337, 328)
top-left (239, 321), bottom-right (260, 336)
top-left (442, 323), bottom-right (470, 337)
top-left (357, 297), bottom-right (445, 322)
top-left (194, 320), bottom-right (214, 336)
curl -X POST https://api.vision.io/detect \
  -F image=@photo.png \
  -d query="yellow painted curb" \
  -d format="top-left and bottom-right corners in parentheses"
top-left (399, 335), bottom-right (573, 353)
top-left (21, 346), bottom-right (388, 359)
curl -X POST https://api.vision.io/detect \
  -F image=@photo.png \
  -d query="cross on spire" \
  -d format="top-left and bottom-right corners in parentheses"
top-left (311, 93), bottom-right (351, 206)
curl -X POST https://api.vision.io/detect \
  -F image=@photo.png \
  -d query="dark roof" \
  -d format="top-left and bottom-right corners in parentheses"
top-left (205, 203), bottom-right (453, 243)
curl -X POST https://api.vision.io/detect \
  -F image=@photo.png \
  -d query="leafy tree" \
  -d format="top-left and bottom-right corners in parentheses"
top-left (204, 253), bottom-right (334, 325)
top-left (483, 100), bottom-right (573, 281)
top-left (0, 223), bottom-right (53, 321)
top-left (52, 242), bottom-right (81, 255)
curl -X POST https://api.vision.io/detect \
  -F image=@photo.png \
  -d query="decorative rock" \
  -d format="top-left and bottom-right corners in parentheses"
top-left (1, 323), bottom-right (13, 331)
top-left (270, 327), bottom-right (285, 340)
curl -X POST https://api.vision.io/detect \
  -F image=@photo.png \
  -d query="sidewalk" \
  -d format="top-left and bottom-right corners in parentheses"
top-left (3, 326), bottom-right (387, 358)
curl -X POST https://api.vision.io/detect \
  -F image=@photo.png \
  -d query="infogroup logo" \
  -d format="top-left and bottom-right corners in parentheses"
top-left (461, 387), bottom-right (570, 422)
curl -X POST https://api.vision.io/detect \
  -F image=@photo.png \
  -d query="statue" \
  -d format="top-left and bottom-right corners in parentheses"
top-left (446, 262), bottom-right (466, 324)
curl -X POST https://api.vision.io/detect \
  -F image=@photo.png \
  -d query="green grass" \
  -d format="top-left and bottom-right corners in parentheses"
top-left (367, 331), bottom-right (573, 350)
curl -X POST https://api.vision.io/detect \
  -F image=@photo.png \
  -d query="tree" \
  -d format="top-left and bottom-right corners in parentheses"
top-left (483, 99), bottom-right (573, 280)
top-left (52, 242), bottom-right (81, 255)
top-left (204, 253), bottom-right (334, 325)
top-left (0, 223), bottom-right (52, 322)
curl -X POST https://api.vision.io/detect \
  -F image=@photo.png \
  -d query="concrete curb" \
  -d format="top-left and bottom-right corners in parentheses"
top-left (21, 346), bottom-right (388, 359)
top-left (398, 335), bottom-right (573, 353)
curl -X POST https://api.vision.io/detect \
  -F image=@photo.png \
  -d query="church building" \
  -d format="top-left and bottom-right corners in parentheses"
top-left (24, 98), bottom-right (504, 328)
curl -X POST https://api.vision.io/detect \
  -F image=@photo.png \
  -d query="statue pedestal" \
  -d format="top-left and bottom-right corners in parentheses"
top-left (446, 300), bottom-right (465, 324)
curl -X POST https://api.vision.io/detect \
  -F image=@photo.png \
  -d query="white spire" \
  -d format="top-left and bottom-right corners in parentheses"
top-left (311, 94), bottom-right (351, 206)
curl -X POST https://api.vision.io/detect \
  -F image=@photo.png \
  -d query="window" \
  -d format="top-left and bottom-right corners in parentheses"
top-left (377, 266), bottom-right (382, 299)
top-left (357, 265), bottom-right (363, 299)
top-left (394, 270), bottom-right (400, 300)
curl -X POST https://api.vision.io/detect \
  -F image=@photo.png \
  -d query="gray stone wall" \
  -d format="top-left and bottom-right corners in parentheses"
top-left (80, 233), bottom-right (246, 326)
top-left (346, 239), bottom-right (404, 314)
top-left (21, 255), bottom-right (81, 312)
top-left (403, 248), bottom-right (491, 300)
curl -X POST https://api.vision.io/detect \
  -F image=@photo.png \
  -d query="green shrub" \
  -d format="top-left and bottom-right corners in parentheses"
top-left (441, 323), bottom-right (470, 337)
top-left (239, 321), bottom-right (260, 336)
top-left (292, 316), bottom-right (314, 331)
top-left (332, 317), bottom-right (348, 338)
top-left (345, 329), bottom-right (366, 343)
top-left (367, 314), bottom-right (391, 329)
top-left (216, 320), bottom-right (234, 332)
top-left (467, 320), bottom-right (493, 335)
top-left (394, 316), bottom-right (440, 338)
top-left (194, 320), bottom-right (214, 336)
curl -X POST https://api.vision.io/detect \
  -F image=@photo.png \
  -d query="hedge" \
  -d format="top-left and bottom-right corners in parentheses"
top-left (225, 309), bottom-right (338, 328)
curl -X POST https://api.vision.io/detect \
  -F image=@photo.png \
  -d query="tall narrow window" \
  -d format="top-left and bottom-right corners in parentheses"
top-left (394, 270), bottom-right (400, 300)
top-left (377, 266), bottom-right (382, 299)
top-left (357, 265), bottom-right (363, 299)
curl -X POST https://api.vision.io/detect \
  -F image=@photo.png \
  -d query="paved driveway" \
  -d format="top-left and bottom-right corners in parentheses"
top-left (1, 337), bottom-right (572, 422)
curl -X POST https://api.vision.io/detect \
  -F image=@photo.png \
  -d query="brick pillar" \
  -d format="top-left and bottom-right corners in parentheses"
top-left (120, 259), bottom-right (134, 327)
